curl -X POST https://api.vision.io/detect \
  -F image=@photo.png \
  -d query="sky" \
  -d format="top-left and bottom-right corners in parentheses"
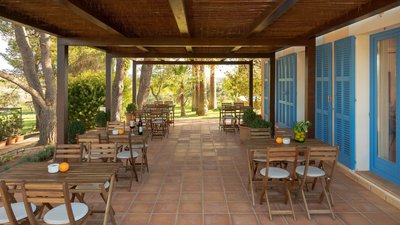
top-left (0, 38), bottom-right (12, 70)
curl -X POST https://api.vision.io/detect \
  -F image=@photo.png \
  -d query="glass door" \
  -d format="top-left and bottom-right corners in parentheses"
top-left (370, 28), bottom-right (400, 185)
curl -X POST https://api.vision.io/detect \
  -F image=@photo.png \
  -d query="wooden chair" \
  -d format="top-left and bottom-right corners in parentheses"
top-left (259, 147), bottom-right (297, 220)
top-left (274, 127), bottom-right (293, 138)
top-left (53, 144), bottom-right (83, 162)
top-left (21, 182), bottom-right (90, 225)
top-left (150, 110), bottom-right (168, 139)
top-left (0, 181), bottom-right (36, 225)
top-left (220, 106), bottom-right (237, 133)
top-left (88, 143), bottom-right (117, 163)
top-left (233, 102), bottom-right (244, 126)
top-left (106, 121), bottom-right (125, 132)
top-left (77, 134), bottom-right (101, 159)
top-left (249, 127), bottom-right (273, 177)
top-left (295, 146), bottom-right (338, 220)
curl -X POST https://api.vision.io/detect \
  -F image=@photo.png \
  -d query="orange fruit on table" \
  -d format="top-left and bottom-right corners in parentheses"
top-left (118, 129), bottom-right (124, 135)
top-left (59, 162), bottom-right (70, 172)
top-left (275, 137), bottom-right (283, 144)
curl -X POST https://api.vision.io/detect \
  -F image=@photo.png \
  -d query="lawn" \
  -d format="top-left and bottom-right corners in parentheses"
top-left (173, 106), bottom-right (220, 119)
top-left (21, 112), bottom-right (36, 135)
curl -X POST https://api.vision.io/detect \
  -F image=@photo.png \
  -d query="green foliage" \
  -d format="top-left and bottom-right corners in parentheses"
top-left (69, 46), bottom-right (106, 76)
top-left (293, 120), bottom-right (312, 132)
top-left (0, 146), bottom-right (55, 172)
top-left (68, 120), bottom-right (86, 144)
top-left (95, 111), bottom-right (108, 127)
top-left (250, 117), bottom-right (271, 128)
top-left (0, 109), bottom-right (23, 138)
top-left (68, 72), bottom-right (106, 128)
top-left (242, 108), bottom-right (257, 126)
top-left (126, 103), bottom-right (137, 113)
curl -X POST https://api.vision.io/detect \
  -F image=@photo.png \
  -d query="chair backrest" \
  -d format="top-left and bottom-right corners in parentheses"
top-left (265, 147), bottom-right (298, 179)
top-left (221, 106), bottom-right (236, 117)
top-left (164, 100), bottom-right (173, 105)
top-left (274, 127), bottom-right (293, 138)
top-left (305, 146), bottom-right (339, 178)
top-left (77, 134), bottom-right (100, 145)
top-left (0, 181), bottom-right (18, 224)
top-left (22, 182), bottom-right (76, 225)
top-left (250, 128), bottom-right (272, 140)
top-left (54, 144), bottom-right (83, 162)
top-left (88, 143), bottom-right (117, 162)
top-left (106, 121), bottom-right (125, 132)
top-left (154, 101), bottom-right (163, 105)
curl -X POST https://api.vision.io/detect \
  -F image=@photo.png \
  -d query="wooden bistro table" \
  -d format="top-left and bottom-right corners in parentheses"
top-left (245, 138), bottom-right (331, 206)
top-left (0, 162), bottom-right (121, 225)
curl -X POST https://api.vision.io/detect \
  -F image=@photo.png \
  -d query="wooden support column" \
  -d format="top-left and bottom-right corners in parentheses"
top-left (56, 39), bottom-right (68, 144)
top-left (305, 38), bottom-right (316, 138)
top-left (105, 54), bottom-right (112, 115)
top-left (132, 61), bottom-right (137, 105)
top-left (269, 55), bottom-right (276, 127)
top-left (249, 61), bottom-right (254, 107)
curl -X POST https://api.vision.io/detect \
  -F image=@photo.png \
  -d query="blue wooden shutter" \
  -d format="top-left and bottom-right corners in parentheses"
top-left (334, 36), bottom-right (355, 169)
top-left (276, 54), bottom-right (297, 128)
top-left (316, 43), bottom-right (333, 144)
top-left (264, 62), bottom-right (270, 120)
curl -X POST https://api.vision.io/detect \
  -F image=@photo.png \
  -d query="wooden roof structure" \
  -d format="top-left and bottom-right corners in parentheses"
top-left (1, 0), bottom-right (399, 59)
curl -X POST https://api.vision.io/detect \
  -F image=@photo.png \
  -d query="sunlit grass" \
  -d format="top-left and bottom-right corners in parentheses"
top-left (22, 112), bottom-right (36, 135)
top-left (174, 106), bottom-right (220, 119)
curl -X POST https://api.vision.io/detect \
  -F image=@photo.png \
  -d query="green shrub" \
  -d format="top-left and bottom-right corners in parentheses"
top-left (126, 103), bottom-right (137, 114)
top-left (68, 72), bottom-right (106, 129)
top-left (242, 108), bottom-right (257, 126)
top-left (68, 120), bottom-right (86, 144)
top-left (250, 117), bottom-right (271, 128)
top-left (95, 111), bottom-right (108, 127)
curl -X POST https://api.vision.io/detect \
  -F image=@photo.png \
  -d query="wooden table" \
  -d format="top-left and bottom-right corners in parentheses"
top-left (245, 138), bottom-right (332, 206)
top-left (0, 162), bottom-right (121, 225)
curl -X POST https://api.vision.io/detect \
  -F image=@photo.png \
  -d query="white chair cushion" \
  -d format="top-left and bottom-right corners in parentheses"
top-left (131, 144), bottom-right (148, 149)
top-left (296, 165), bottom-right (326, 177)
top-left (0, 202), bottom-right (36, 223)
top-left (117, 151), bottom-right (139, 159)
top-left (253, 158), bottom-right (266, 163)
top-left (260, 167), bottom-right (290, 179)
top-left (44, 203), bottom-right (88, 224)
top-left (76, 181), bottom-right (110, 190)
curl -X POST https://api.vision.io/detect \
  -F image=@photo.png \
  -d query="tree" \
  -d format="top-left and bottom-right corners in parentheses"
top-left (111, 58), bottom-right (129, 121)
top-left (169, 65), bottom-right (190, 116)
top-left (209, 65), bottom-right (216, 109)
top-left (150, 65), bottom-right (173, 101)
top-left (137, 61), bottom-right (153, 109)
top-left (0, 23), bottom-right (56, 145)
top-left (197, 65), bottom-right (207, 116)
top-left (191, 65), bottom-right (198, 112)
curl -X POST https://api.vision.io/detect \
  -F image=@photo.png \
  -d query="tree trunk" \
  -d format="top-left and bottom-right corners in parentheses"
top-left (111, 58), bottom-right (127, 121)
top-left (180, 81), bottom-right (186, 116)
top-left (137, 63), bottom-right (153, 109)
top-left (191, 65), bottom-right (198, 112)
top-left (197, 65), bottom-right (207, 116)
top-left (13, 25), bottom-right (56, 145)
top-left (209, 65), bottom-right (216, 109)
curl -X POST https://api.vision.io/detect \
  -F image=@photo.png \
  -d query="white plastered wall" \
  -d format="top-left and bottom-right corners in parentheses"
top-left (275, 47), bottom-right (306, 121)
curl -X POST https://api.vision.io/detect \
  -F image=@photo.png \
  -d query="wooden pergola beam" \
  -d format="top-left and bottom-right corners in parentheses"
top-left (0, 6), bottom-right (72, 37)
top-left (132, 60), bottom-right (252, 65)
top-left (61, 37), bottom-right (307, 47)
top-left (168, 0), bottom-right (192, 53)
top-left (110, 52), bottom-right (273, 59)
top-left (232, 0), bottom-right (297, 52)
top-left (304, 0), bottom-right (400, 38)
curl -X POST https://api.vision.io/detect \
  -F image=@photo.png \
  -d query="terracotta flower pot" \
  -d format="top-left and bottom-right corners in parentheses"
top-left (239, 125), bottom-right (250, 143)
top-left (0, 140), bottom-right (6, 148)
top-left (6, 136), bottom-right (17, 145)
top-left (16, 135), bottom-right (24, 142)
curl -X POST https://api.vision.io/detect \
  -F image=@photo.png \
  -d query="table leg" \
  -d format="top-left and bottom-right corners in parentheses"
top-left (103, 174), bottom-right (116, 225)
top-left (247, 151), bottom-right (255, 206)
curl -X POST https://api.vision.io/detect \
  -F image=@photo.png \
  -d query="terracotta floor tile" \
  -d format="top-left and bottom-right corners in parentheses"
top-left (228, 202), bottom-right (254, 213)
top-left (257, 214), bottom-right (287, 225)
top-left (176, 214), bottom-right (203, 225)
top-left (226, 192), bottom-right (250, 202)
top-left (179, 202), bottom-right (203, 213)
top-left (231, 214), bottom-right (259, 225)
top-left (182, 184), bottom-right (202, 192)
top-left (204, 192), bottom-right (226, 201)
top-left (363, 212), bottom-right (399, 225)
top-left (148, 214), bottom-right (177, 225)
top-left (122, 213), bottom-right (150, 225)
top-left (204, 214), bottom-right (231, 225)
top-left (336, 213), bottom-right (373, 225)
top-left (129, 202), bottom-right (154, 213)
top-left (180, 193), bottom-right (202, 201)
top-left (135, 193), bottom-right (159, 202)
top-left (154, 202), bottom-right (178, 213)
top-left (158, 192), bottom-right (180, 201)
top-left (312, 215), bottom-right (344, 225)
top-left (204, 201), bottom-right (229, 213)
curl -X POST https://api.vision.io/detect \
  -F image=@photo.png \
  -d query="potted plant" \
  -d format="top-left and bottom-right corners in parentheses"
top-left (0, 116), bottom-right (6, 147)
top-left (95, 111), bottom-right (108, 128)
top-left (125, 103), bottom-right (137, 122)
top-left (13, 113), bottom-right (24, 142)
top-left (240, 108), bottom-right (271, 143)
top-left (68, 120), bottom-right (86, 144)
top-left (293, 120), bottom-right (312, 143)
